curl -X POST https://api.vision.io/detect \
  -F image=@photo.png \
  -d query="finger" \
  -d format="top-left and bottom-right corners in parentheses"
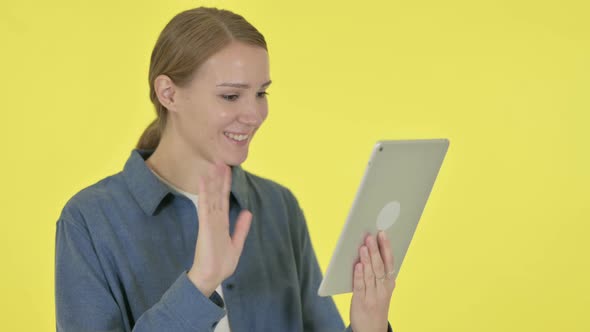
top-left (352, 262), bottom-right (365, 296)
top-left (360, 246), bottom-right (376, 297)
top-left (367, 234), bottom-right (386, 285)
top-left (378, 231), bottom-right (395, 279)
top-left (231, 210), bottom-right (253, 254)
top-left (204, 164), bottom-right (223, 212)
top-left (209, 163), bottom-right (225, 211)
top-left (221, 164), bottom-right (232, 212)
top-left (197, 175), bottom-right (210, 215)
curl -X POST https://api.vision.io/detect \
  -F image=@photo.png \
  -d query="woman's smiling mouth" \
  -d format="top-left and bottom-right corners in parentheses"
top-left (224, 131), bottom-right (250, 144)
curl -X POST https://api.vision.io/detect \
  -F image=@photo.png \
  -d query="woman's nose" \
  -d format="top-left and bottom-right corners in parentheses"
top-left (239, 102), bottom-right (265, 126)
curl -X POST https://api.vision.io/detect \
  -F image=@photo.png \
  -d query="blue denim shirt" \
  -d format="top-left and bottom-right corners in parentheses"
top-left (55, 149), bottom-right (392, 332)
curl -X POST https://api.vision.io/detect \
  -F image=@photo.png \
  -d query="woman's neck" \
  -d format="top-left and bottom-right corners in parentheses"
top-left (144, 130), bottom-right (212, 196)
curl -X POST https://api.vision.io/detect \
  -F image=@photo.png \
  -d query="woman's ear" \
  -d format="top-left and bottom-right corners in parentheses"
top-left (154, 74), bottom-right (178, 112)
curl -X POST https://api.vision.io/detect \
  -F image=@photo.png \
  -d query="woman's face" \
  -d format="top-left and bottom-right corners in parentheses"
top-left (170, 41), bottom-right (270, 166)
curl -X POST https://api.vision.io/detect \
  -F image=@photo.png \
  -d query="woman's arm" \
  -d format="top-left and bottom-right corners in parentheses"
top-left (55, 217), bottom-right (225, 332)
top-left (286, 189), bottom-right (393, 332)
top-left (287, 191), bottom-right (346, 331)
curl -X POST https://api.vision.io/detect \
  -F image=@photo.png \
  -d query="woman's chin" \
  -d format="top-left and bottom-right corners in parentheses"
top-left (223, 151), bottom-right (248, 166)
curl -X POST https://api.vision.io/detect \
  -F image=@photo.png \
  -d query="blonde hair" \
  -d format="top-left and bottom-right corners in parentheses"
top-left (137, 7), bottom-right (267, 150)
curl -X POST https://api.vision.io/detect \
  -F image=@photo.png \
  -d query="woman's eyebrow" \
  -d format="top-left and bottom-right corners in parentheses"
top-left (216, 80), bottom-right (272, 89)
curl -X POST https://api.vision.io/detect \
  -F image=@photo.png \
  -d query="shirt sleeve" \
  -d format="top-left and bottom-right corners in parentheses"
top-left (55, 217), bottom-right (226, 332)
top-left (286, 189), bottom-right (394, 332)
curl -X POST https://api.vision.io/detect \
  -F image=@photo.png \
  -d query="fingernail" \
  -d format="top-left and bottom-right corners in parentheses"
top-left (362, 246), bottom-right (368, 257)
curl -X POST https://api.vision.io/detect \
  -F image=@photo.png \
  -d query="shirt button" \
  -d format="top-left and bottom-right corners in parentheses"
top-left (226, 283), bottom-right (235, 290)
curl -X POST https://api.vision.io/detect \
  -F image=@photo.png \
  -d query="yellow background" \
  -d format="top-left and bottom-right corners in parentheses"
top-left (1, 0), bottom-right (589, 330)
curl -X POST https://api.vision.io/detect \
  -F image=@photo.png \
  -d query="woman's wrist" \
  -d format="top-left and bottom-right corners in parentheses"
top-left (187, 269), bottom-right (218, 297)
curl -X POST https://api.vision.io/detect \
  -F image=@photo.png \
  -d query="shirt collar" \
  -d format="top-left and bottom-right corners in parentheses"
top-left (123, 148), bottom-right (250, 216)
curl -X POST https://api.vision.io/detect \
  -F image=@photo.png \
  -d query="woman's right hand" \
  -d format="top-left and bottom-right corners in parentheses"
top-left (187, 162), bottom-right (253, 297)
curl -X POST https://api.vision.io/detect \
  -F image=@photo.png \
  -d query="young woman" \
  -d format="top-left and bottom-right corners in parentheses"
top-left (55, 7), bottom-right (396, 332)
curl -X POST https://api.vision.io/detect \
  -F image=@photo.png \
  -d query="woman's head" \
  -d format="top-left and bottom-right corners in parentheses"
top-left (137, 7), bottom-right (269, 165)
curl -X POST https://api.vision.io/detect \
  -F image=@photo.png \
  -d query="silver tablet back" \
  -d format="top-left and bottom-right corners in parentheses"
top-left (318, 139), bottom-right (449, 296)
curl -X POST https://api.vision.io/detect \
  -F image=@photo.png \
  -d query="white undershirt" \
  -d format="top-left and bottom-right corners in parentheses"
top-left (150, 168), bottom-right (232, 332)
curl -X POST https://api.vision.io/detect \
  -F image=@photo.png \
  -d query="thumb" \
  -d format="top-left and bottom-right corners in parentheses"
top-left (231, 210), bottom-right (253, 254)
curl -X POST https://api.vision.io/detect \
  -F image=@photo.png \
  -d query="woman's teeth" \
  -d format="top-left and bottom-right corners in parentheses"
top-left (224, 132), bottom-right (249, 142)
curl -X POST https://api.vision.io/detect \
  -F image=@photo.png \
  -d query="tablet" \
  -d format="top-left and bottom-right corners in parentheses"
top-left (318, 139), bottom-right (449, 296)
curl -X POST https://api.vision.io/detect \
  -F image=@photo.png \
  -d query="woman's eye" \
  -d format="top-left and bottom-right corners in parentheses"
top-left (257, 91), bottom-right (268, 98)
top-left (222, 94), bottom-right (239, 101)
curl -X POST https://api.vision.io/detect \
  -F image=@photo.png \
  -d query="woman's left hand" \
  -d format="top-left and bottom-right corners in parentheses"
top-left (349, 231), bottom-right (396, 332)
